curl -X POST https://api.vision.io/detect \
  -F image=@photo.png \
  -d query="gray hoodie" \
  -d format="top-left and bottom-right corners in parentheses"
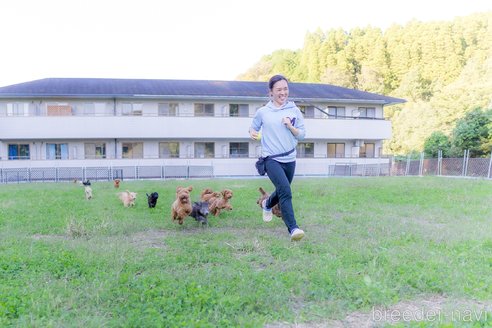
top-left (250, 100), bottom-right (306, 162)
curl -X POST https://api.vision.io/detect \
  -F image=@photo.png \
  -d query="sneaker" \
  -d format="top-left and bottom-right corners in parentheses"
top-left (262, 199), bottom-right (273, 222)
top-left (290, 228), bottom-right (305, 241)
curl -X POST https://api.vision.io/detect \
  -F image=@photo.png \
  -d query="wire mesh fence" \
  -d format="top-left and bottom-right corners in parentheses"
top-left (0, 152), bottom-right (490, 183)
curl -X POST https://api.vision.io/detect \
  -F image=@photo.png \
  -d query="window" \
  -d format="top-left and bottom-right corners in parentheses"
top-left (194, 103), bottom-right (214, 116)
top-left (359, 143), bottom-right (375, 158)
top-left (8, 144), bottom-right (30, 160)
top-left (194, 142), bottom-right (214, 158)
top-left (122, 142), bottom-right (143, 158)
top-left (328, 106), bottom-right (345, 119)
top-left (46, 143), bottom-right (68, 159)
top-left (47, 103), bottom-right (72, 116)
top-left (85, 143), bottom-right (106, 159)
top-left (7, 103), bottom-right (29, 116)
top-left (229, 142), bottom-right (248, 158)
top-left (299, 105), bottom-right (315, 118)
top-left (297, 142), bottom-right (314, 158)
top-left (158, 103), bottom-right (179, 116)
top-left (358, 107), bottom-right (376, 118)
top-left (75, 103), bottom-right (95, 116)
top-left (229, 104), bottom-right (249, 117)
top-left (327, 143), bottom-right (345, 158)
top-left (159, 142), bottom-right (180, 158)
top-left (121, 103), bottom-right (143, 116)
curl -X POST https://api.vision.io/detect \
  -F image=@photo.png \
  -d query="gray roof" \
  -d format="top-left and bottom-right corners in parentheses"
top-left (0, 78), bottom-right (405, 105)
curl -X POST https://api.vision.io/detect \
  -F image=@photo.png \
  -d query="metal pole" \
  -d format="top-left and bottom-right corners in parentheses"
top-left (437, 149), bottom-right (442, 176)
top-left (405, 155), bottom-right (410, 176)
top-left (462, 150), bottom-right (467, 176)
top-left (487, 153), bottom-right (492, 179)
top-left (419, 152), bottom-right (424, 176)
top-left (464, 149), bottom-right (470, 177)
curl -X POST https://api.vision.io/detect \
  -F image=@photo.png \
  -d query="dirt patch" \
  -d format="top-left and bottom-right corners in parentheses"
top-left (266, 295), bottom-right (492, 327)
top-left (31, 233), bottom-right (69, 241)
top-left (129, 229), bottom-right (167, 249)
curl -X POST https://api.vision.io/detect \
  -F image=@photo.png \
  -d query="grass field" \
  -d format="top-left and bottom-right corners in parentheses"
top-left (1, 176), bottom-right (492, 327)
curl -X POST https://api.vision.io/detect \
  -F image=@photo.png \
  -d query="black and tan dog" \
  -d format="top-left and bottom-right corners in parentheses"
top-left (146, 192), bottom-right (159, 208)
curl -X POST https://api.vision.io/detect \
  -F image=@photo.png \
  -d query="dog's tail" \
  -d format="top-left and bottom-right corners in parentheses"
top-left (259, 187), bottom-right (268, 196)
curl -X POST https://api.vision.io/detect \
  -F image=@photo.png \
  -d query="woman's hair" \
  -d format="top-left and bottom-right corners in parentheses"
top-left (268, 74), bottom-right (288, 90)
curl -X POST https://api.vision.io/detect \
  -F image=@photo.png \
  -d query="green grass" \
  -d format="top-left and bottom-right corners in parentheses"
top-left (1, 177), bottom-right (491, 327)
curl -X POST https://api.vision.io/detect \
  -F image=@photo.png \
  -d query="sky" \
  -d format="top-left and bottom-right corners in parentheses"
top-left (0, 0), bottom-right (491, 87)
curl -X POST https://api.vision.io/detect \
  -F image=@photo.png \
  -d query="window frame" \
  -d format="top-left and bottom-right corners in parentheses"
top-left (327, 143), bottom-right (345, 158)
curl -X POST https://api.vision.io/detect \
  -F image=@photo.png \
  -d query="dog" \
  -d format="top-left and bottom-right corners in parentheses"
top-left (209, 189), bottom-right (233, 216)
top-left (200, 188), bottom-right (220, 202)
top-left (113, 179), bottom-right (121, 188)
top-left (84, 186), bottom-right (93, 200)
top-left (190, 201), bottom-right (210, 225)
top-left (82, 179), bottom-right (91, 186)
top-left (146, 192), bottom-right (159, 208)
top-left (256, 187), bottom-right (282, 218)
top-left (171, 186), bottom-right (193, 225)
top-left (118, 190), bottom-right (137, 207)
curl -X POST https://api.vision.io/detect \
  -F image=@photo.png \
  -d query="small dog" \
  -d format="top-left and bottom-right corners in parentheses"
top-left (257, 187), bottom-right (282, 218)
top-left (209, 189), bottom-right (233, 216)
top-left (190, 201), bottom-right (210, 225)
top-left (171, 186), bottom-right (193, 225)
top-left (118, 190), bottom-right (137, 207)
top-left (200, 188), bottom-right (220, 202)
top-left (84, 186), bottom-right (93, 200)
top-left (146, 192), bottom-right (159, 208)
top-left (113, 179), bottom-right (121, 188)
top-left (82, 179), bottom-right (91, 186)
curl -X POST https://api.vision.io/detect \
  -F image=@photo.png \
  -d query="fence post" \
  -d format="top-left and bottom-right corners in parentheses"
top-left (419, 152), bottom-right (424, 176)
top-left (463, 149), bottom-right (470, 177)
top-left (487, 153), bottom-right (492, 179)
top-left (405, 155), bottom-right (410, 176)
top-left (462, 150), bottom-right (467, 176)
top-left (437, 150), bottom-right (442, 176)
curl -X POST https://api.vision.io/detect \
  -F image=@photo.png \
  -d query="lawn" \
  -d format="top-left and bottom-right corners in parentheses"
top-left (1, 177), bottom-right (492, 327)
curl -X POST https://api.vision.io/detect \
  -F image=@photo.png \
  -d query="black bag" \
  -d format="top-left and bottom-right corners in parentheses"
top-left (255, 157), bottom-right (267, 175)
top-left (255, 148), bottom-right (295, 176)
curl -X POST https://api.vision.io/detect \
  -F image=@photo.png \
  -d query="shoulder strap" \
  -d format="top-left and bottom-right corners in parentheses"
top-left (268, 148), bottom-right (295, 159)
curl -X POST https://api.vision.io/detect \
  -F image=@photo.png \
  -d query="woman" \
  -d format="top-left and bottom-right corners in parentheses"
top-left (249, 74), bottom-right (306, 241)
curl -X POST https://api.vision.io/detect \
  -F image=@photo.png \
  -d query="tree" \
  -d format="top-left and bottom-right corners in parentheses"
top-left (451, 108), bottom-right (492, 157)
top-left (423, 131), bottom-right (451, 157)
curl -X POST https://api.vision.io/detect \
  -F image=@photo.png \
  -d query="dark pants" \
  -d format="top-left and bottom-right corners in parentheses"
top-left (265, 159), bottom-right (299, 233)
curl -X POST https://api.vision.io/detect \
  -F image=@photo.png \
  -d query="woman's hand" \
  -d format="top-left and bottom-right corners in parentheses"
top-left (282, 117), bottom-right (292, 127)
top-left (283, 117), bottom-right (299, 136)
top-left (249, 129), bottom-right (260, 140)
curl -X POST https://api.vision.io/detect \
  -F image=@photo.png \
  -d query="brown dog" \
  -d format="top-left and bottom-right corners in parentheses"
top-left (256, 187), bottom-right (282, 218)
top-left (200, 188), bottom-right (220, 203)
top-left (209, 189), bottom-right (233, 216)
top-left (113, 179), bottom-right (121, 188)
top-left (171, 186), bottom-right (193, 225)
top-left (118, 190), bottom-right (137, 207)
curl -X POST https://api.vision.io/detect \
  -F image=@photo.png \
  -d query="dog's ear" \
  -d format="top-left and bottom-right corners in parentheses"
top-left (146, 193), bottom-right (149, 197)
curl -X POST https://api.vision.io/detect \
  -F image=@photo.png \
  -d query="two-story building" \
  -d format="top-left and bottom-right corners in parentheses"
top-left (0, 78), bottom-right (405, 179)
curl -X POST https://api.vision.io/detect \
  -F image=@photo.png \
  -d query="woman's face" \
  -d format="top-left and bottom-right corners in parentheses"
top-left (270, 79), bottom-right (289, 107)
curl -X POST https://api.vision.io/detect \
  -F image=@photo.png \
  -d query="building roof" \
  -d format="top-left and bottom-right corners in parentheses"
top-left (0, 78), bottom-right (406, 105)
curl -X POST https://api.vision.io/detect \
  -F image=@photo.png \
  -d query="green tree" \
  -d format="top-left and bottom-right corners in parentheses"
top-left (423, 131), bottom-right (451, 157)
top-left (451, 108), bottom-right (492, 157)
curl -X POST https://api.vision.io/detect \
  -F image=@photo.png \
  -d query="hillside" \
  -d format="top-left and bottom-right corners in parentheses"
top-left (238, 12), bottom-right (492, 155)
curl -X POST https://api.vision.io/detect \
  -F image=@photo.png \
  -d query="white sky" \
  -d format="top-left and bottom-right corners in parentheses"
top-left (0, 0), bottom-right (490, 87)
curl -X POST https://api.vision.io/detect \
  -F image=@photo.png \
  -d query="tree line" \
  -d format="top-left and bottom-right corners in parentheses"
top-left (238, 12), bottom-right (492, 157)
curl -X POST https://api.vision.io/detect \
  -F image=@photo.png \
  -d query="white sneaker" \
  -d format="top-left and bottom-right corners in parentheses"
top-left (290, 228), bottom-right (305, 241)
top-left (262, 199), bottom-right (273, 222)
